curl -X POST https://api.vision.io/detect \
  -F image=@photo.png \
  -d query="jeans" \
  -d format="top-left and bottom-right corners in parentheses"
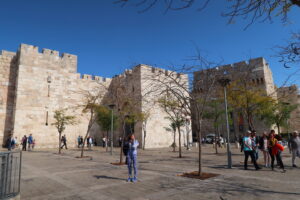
top-left (127, 154), bottom-right (137, 178)
top-left (292, 149), bottom-right (300, 165)
top-left (244, 150), bottom-right (259, 169)
top-left (253, 149), bottom-right (259, 161)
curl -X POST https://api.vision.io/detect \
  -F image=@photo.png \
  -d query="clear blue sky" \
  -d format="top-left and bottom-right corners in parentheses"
top-left (0, 0), bottom-right (299, 86)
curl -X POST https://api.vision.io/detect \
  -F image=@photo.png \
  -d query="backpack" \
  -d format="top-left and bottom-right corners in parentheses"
top-left (123, 142), bottom-right (129, 156)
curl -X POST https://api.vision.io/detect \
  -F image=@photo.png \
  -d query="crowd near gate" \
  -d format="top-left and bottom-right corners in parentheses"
top-left (0, 151), bottom-right (22, 199)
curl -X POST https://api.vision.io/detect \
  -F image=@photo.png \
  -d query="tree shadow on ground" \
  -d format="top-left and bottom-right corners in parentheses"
top-left (93, 175), bottom-right (124, 181)
top-left (158, 175), bottom-right (300, 198)
top-left (208, 164), bottom-right (244, 170)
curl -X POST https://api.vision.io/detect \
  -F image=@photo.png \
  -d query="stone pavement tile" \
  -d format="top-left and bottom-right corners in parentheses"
top-left (21, 176), bottom-right (69, 199)
top-left (61, 168), bottom-right (129, 188)
top-left (29, 190), bottom-right (113, 200)
top-left (18, 146), bottom-right (300, 200)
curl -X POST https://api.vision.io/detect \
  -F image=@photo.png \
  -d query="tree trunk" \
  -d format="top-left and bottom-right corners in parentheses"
top-left (58, 132), bottom-right (62, 154)
top-left (173, 130), bottom-right (176, 152)
top-left (142, 122), bottom-right (147, 150)
top-left (198, 120), bottom-right (202, 177)
top-left (178, 126), bottom-right (182, 158)
top-left (119, 121), bottom-right (126, 164)
top-left (247, 114), bottom-right (255, 131)
top-left (81, 111), bottom-right (94, 158)
top-left (277, 123), bottom-right (281, 134)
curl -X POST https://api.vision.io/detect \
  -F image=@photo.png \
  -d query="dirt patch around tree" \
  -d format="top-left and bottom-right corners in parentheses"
top-left (178, 171), bottom-right (219, 180)
top-left (111, 162), bottom-right (126, 166)
top-left (75, 156), bottom-right (93, 160)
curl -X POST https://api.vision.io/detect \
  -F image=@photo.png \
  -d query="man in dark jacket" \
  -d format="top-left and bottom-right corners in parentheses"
top-left (22, 135), bottom-right (27, 151)
top-left (61, 135), bottom-right (68, 149)
top-left (289, 131), bottom-right (300, 167)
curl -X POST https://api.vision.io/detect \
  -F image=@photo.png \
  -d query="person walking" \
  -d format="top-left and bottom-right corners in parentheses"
top-left (61, 135), bottom-right (67, 149)
top-left (32, 139), bottom-right (36, 149)
top-left (243, 131), bottom-right (261, 170)
top-left (268, 130), bottom-right (285, 172)
top-left (6, 134), bottom-right (13, 151)
top-left (239, 135), bottom-right (244, 152)
top-left (119, 137), bottom-right (122, 147)
top-left (80, 136), bottom-right (83, 147)
top-left (14, 136), bottom-right (19, 149)
top-left (22, 135), bottom-right (27, 151)
top-left (11, 136), bottom-right (16, 149)
top-left (251, 131), bottom-right (259, 161)
top-left (86, 136), bottom-right (90, 148)
top-left (259, 131), bottom-right (270, 167)
top-left (288, 131), bottom-right (300, 167)
top-left (77, 136), bottom-right (81, 148)
top-left (88, 137), bottom-right (93, 150)
top-left (126, 134), bottom-right (139, 182)
top-left (102, 136), bottom-right (106, 148)
top-left (28, 134), bottom-right (33, 151)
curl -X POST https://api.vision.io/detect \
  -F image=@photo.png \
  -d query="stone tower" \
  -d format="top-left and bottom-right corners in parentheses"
top-left (0, 44), bottom-right (191, 148)
top-left (193, 57), bottom-right (278, 139)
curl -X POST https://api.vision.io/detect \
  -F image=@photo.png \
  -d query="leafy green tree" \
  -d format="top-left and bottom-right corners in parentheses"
top-left (159, 96), bottom-right (186, 158)
top-left (227, 79), bottom-right (275, 131)
top-left (262, 101), bottom-right (298, 134)
top-left (52, 109), bottom-right (76, 154)
top-left (96, 106), bottom-right (118, 152)
top-left (203, 98), bottom-right (225, 154)
top-left (80, 91), bottom-right (104, 158)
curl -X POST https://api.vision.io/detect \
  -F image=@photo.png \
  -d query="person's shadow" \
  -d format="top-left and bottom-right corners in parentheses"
top-left (93, 175), bottom-right (124, 181)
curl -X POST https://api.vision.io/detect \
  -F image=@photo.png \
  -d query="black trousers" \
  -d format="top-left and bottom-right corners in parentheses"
top-left (244, 151), bottom-right (259, 169)
top-left (269, 149), bottom-right (284, 170)
top-left (61, 142), bottom-right (67, 149)
top-left (22, 143), bottom-right (27, 151)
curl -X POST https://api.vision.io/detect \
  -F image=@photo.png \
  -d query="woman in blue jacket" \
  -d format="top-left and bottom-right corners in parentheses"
top-left (126, 134), bottom-right (139, 182)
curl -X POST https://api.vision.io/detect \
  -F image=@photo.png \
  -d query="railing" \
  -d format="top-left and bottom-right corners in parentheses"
top-left (0, 151), bottom-right (22, 199)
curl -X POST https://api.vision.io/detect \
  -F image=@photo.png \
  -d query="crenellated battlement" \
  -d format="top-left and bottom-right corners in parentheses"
top-left (210, 57), bottom-right (267, 73)
top-left (134, 64), bottom-right (183, 78)
top-left (19, 44), bottom-right (77, 61)
top-left (79, 73), bottom-right (111, 83)
top-left (0, 50), bottom-right (16, 58)
top-left (42, 48), bottom-right (59, 57)
top-left (18, 44), bottom-right (77, 73)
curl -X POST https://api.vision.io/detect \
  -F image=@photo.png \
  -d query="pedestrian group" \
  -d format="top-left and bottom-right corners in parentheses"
top-left (241, 129), bottom-right (300, 172)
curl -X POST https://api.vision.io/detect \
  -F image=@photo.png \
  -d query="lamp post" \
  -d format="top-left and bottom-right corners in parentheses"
top-left (186, 118), bottom-right (191, 150)
top-left (108, 104), bottom-right (115, 155)
top-left (218, 72), bottom-right (232, 169)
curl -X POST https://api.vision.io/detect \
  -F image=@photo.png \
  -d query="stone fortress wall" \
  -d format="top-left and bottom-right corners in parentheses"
top-left (1, 44), bottom-right (112, 148)
top-left (0, 50), bottom-right (18, 146)
top-left (192, 57), bottom-right (296, 139)
top-left (277, 85), bottom-right (300, 132)
top-left (100, 64), bottom-right (192, 149)
top-left (0, 44), bottom-right (191, 148)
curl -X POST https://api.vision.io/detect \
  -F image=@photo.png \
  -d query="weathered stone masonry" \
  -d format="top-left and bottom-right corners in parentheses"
top-left (0, 44), bottom-right (191, 148)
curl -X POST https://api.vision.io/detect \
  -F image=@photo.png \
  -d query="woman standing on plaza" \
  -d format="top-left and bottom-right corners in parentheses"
top-left (126, 134), bottom-right (139, 182)
top-left (259, 132), bottom-right (270, 167)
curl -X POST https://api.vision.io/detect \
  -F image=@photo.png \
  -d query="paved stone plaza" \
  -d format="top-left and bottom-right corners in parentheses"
top-left (17, 145), bottom-right (300, 200)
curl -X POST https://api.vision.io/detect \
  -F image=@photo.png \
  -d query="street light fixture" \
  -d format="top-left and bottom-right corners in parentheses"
top-left (108, 104), bottom-right (115, 155)
top-left (218, 70), bottom-right (232, 169)
top-left (186, 118), bottom-right (191, 150)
